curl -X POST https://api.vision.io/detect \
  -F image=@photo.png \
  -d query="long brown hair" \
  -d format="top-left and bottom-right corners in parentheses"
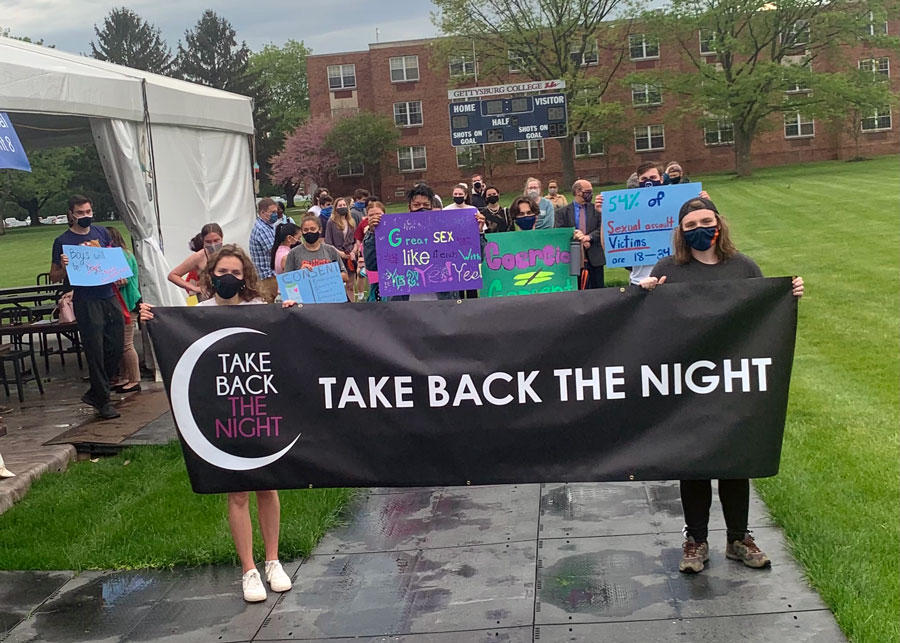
top-left (200, 244), bottom-right (262, 302)
top-left (332, 197), bottom-right (356, 231)
top-left (104, 226), bottom-right (131, 255)
top-left (673, 203), bottom-right (737, 265)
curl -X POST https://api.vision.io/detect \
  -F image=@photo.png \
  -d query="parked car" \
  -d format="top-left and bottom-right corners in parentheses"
top-left (3, 218), bottom-right (29, 228)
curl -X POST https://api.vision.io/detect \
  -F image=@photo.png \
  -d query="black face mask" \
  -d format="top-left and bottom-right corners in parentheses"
top-left (453, 196), bottom-right (466, 205)
top-left (486, 194), bottom-right (500, 205)
top-left (473, 181), bottom-right (483, 191)
top-left (76, 217), bottom-right (92, 228)
top-left (212, 274), bottom-right (244, 299)
top-left (302, 231), bottom-right (320, 244)
top-left (336, 207), bottom-right (349, 216)
top-left (668, 176), bottom-right (682, 185)
top-left (581, 191), bottom-right (593, 204)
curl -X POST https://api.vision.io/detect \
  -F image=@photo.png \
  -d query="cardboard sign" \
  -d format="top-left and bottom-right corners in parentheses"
top-left (601, 183), bottom-right (702, 268)
top-left (0, 112), bottom-right (31, 172)
top-left (375, 209), bottom-right (483, 296)
top-left (481, 228), bottom-right (577, 298)
top-left (277, 262), bottom-right (347, 304)
top-left (63, 245), bottom-right (133, 286)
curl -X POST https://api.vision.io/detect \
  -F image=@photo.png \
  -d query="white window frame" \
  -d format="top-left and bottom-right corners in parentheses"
top-left (864, 11), bottom-right (889, 36)
top-left (629, 34), bottom-right (660, 61)
top-left (389, 55), bottom-right (419, 83)
top-left (508, 50), bottom-right (525, 73)
top-left (574, 132), bottom-right (604, 157)
top-left (327, 64), bottom-right (356, 90)
top-left (861, 108), bottom-right (892, 132)
top-left (859, 57), bottom-right (890, 77)
top-left (632, 83), bottom-right (662, 106)
top-left (703, 119), bottom-right (734, 146)
top-left (397, 146), bottom-right (427, 172)
top-left (699, 29), bottom-right (715, 55)
top-left (569, 39), bottom-right (599, 66)
top-left (634, 124), bottom-right (665, 152)
top-left (515, 140), bottom-right (544, 163)
top-left (393, 101), bottom-right (423, 127)
top-left (783, 20), bottom-right (810, 47)
top-left (784, 112), bottom-right (815, 138)
top-left (336, 161), bottom-right (364, 177)
top-left (455, 145), bottom-right (484, 168)
top-left (449, 54), bottom-right (476, 77)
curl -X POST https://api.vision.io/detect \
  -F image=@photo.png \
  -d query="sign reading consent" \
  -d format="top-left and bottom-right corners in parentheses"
top-left (600, 183), bottom-right (702, 268)
top-left (277, 263), bottom-right (347, 304)
top-left (63, 245), bottom-right (133, 286)
top-left (481, 229), bottom-right (577, 297)
top-left (148, 279), bottom-right (798, 493)
top-left (374, 209), bottom-right (483, 296)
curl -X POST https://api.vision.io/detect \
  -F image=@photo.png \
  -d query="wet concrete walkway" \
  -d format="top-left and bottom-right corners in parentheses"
top-left (1, 481), bottom-right (846, 642)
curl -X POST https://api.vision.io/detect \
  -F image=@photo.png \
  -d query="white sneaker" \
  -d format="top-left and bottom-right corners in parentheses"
top-left (242, 569), bottom-right (267, 602)
top-left (265, 560), bottom-right (292, 592)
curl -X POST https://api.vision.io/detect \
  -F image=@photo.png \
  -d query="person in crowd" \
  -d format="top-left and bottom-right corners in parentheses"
top-left (326, 197), bottom-right (358, 300)
top-left (664, 161), bottom-right (691, 184)
top-left (523, 177), bottom-right (556, 229)
top-left (275, 201), bottom-right (286, 222)
top-left (626, 173), bottom-right (640, 189)
top-left (479, 185), bottom-right (512, 233)
top-left (443, 183), bottom-right (472, 209)
top-left (140, 245), bottom-right (296, 602)
top-left (270, 222), bottom-right (302, 275)
top-left (470, 174), bottom-right (487, 209)
top-left (359, 201), bottom-right (384, 301)
top-left (49, 195), bottom-right (124, 420)
top-left (168, 223), bottom-right (224, 297)
top-left (249, 197), bottom-right (291, 303)
top-left (414, 180), bottom-right (443, 209)
top-left (317, 195), bottom-right (334, 231)
top-left (105, 226), bottom-right (142, 394)
top-left (545, 180), bottom-right (568, 209)
top-left (307, 187), bottom-right (328, 216)
top-left (640, 197), bottom-right (804, 575)
top-left (509, 196), bottom-right (541, 231)
top-left (555, 180), bottom-right (605, 289)
top-left (284, 215), bottom-right (349, 292)
top-left (349, 188), bottom-right (368, 225)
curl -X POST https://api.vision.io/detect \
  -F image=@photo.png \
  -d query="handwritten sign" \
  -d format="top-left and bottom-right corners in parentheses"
top-left (277, 262), bottom-right (348, 304)
top-left (63, 245), bottom-right (133, 286)
top-left (601, 183), bottom-right (702, 267)
top-left (374, 209), bottom-right (483, 297)
top-left (0, 112), bottom-right (31, 172)
top-left (481, 228), bottom-right (576, 298)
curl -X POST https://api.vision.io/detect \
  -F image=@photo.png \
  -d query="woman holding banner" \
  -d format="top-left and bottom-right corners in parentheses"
top-left (640, 197), bottom-right (804, 575)
top-left (141, 245), bottom-right (296, 602)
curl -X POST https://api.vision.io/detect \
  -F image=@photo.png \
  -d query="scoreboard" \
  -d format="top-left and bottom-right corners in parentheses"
top-left (449, 93), bottom-right (568, 147)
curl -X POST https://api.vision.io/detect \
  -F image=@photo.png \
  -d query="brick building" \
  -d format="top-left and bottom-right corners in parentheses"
top-left (307, 21), bottom-right (898, 201)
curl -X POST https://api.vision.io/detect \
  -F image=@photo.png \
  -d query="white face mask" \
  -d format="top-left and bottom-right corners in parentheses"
top-left (527, 189), bottom-right (540, 199)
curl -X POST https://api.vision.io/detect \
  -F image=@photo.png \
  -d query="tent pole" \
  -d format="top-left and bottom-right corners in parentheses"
top-left (141, 79), bottom-right (164, 251)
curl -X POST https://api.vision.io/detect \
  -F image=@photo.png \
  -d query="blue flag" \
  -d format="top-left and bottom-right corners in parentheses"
top-left (0, 113), bottom-right (31, 172)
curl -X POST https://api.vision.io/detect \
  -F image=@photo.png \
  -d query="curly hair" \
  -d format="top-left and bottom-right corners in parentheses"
top-left (200, 244), bottom-right (262, 302)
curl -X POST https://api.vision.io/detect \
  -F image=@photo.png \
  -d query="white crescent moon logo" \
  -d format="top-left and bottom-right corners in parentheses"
top-left (170, 327), bottom-right (300, 471)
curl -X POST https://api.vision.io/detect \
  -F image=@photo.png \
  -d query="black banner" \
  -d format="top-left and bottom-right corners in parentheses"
top-left (149, 278), bottom-right (797, 494)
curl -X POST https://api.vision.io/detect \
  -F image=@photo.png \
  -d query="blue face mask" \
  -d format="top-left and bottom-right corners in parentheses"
top-left (267, 211), bottom-right (279, 224)
top-left (354, 201), bottom-right (366, 210)
top-left (320, 206), bottom-right (333, 219)
top-left (683, 225), bottom-right (718, 251)
top-left (516, 215), bottom-right (537, 230)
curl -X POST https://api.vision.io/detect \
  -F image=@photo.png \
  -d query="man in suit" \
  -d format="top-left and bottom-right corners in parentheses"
top-left (555, 179), bottom-right (605, 289)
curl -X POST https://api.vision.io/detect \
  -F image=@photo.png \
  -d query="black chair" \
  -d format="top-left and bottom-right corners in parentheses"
top-left (0, 308), bottom-right (45, 402)
top-left (36, 273), bottom-right (51, 285)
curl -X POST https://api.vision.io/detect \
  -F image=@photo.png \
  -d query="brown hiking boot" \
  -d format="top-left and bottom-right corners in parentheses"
top-left (679, 536), bottom-right (710, 573)
top-left (726, 533), bottom-right (771, 568)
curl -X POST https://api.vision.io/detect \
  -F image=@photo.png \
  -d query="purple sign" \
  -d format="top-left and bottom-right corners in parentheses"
top-left (375, 208), bottom-right (483, 296)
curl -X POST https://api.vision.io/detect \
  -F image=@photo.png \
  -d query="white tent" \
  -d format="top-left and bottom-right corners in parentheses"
top-left (0, 37), bottom-right (257, 306)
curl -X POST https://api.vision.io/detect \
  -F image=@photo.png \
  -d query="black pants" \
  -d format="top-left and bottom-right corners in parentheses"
top-left (581, 264), bottom-right (605, 289)
top-left (680, 479), bottom-right (749, 544)
top-left (74, 296), bottom-right (124, 406)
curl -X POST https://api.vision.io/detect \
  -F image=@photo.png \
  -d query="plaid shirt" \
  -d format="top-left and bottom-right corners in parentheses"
top-left (249, 217), bottom-right (277, 280)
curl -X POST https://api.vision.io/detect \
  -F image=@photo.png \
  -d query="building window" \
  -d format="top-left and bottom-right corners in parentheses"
top-left (783, 20), bottom-right (810, 47)
top-left (515, 140), bottom-right (544, 163)
top-left (704, 119), bottom-right (734, 146)
top-left (699, 29), bottom-right (715, 55)
top-left (783, 55), bottom-right (811, 92)
top-left (632, 83), bottom-right (662, 106)
top-left (862, 108), bottom-right (892, 131)
top-left (449, 54), bottom-right (476, 77)
top-left (784, 112), bottom-right (814, 138)
top-left (327, 64), bottom-right (356, 90)
top-left (634, 124), bottom-right (665, 151)
top-left (390, 56), bottom-right (419, 82)
top-left (393, 101), bottom-right (423, 127)
top-left (569, 40), bottom-right (599, 66)
top-left (863, 11), bottom-right (888, 36)
top-left (398, 146), bottom-right (427, 172)
top-left (336, 161), bottom-right (364, 177)
top-left (859, 57), bottom-right (890, 76)
top-left (629, 34), bottom-right (659, 60)
top-left (508, 50), bottom-right (525, 73)
top-left (574, 132), bottom-right (604, 157)
top-left (330, 106), bottom-right (359, 119)
top-left (456, 145), bottom-right (484, 168)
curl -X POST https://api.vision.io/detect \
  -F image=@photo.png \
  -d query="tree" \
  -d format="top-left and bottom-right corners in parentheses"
top-left (0, 28), bottom-right (52, 46)
top-left (1, 148), bottom-right (77, 225)
top-left (270, 118), bottom-right (339, 205)
top-left (324, 113), bottom-right (401, 194)
top-left (89, 7), bottom-right (175, 75)
top-left (431, 0), bottom-right (631, 187)
top-left (457, 144), bottom-right (516, 183)
top-left (249, 40), bottom-right (311, 136)
top-left (821, 69), bottom-right (898, 161)
top-left (568, 79), bottom-right (631, 181)
top-left (633, 0), bottom-right (899, 177)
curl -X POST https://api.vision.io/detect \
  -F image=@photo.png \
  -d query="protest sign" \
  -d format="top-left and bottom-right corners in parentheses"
top-left (0, 112), bottom-right (31, 172)
top-left (481, 229), bottom-right (577, 297)
top-left (63, 245), bottom-right (133, 286)
top-left (277, 262), bottom-right (347, 304)
top-left (148, 278), bottom-right (797, 493)
top-left (374, 209), bottom-right (482, 297)
top-left (601, 183), bottom-right (702, 268)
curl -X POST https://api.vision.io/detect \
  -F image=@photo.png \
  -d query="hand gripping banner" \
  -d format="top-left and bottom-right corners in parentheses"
top-left (148, 278), bottom-right (797, 493)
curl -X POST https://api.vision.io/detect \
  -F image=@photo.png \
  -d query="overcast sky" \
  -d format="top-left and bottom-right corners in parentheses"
top-left (1, 0), bottom-right (439, 57)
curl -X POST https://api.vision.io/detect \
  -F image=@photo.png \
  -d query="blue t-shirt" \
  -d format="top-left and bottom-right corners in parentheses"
top-left (51, 226), bottom-right (115, 300)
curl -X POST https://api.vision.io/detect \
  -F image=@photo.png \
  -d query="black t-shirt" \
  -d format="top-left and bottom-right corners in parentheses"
top-left (471, 191), bottom-right (487, 209)
top-left (650, 253), bottom-right (763, 283)
top-left (51, 226), bottom-right (115, 300)
top-left (480, 206), bottom-right (512, 234)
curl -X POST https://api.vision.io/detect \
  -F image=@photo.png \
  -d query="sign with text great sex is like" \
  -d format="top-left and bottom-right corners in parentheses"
top-left (601, 183), bottom-right (702, 268)
top-left (374, 209), bottom-right (482, 297)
